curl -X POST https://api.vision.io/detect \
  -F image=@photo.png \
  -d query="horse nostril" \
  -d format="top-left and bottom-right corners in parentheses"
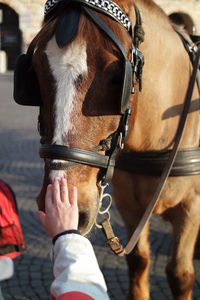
top-left (79, 210), bottom-right (89, 229)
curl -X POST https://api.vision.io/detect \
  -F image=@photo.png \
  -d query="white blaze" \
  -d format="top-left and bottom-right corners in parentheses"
top-left (45, 36), bottom-right (88, 180)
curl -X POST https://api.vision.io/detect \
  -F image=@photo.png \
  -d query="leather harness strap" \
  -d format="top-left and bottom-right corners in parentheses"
top-left (116, 147), bottom-right (200, 177)
top-left (101, 219), bottom-right (125, 256)
top-left (175, 29), bottom-right (200, 93)
top-left (40, 144), bottom-right (114, 169)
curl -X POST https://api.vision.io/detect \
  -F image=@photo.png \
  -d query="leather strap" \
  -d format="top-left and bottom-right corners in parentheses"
top-left (83, 7), bottom-right (131, 59)
top-left (83, 7), bottom-right (133, 114)
top-left (40, 144), bottom-right (114, 169)
top-left (123, 45), bottom-right (200, 255)
top-left (101, 219), bottom-right (124, 256)
top-left (116, 147), bottom-right (200, 176)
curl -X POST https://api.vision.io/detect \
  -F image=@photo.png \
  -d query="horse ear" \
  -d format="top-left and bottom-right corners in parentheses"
top-left (55, 6), bottom-right (81, 48)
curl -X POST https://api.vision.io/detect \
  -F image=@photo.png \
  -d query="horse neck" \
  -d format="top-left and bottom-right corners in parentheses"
top-left (127, 1), bottom-right (193, 151)
top-left (135, 0), bottom-right (174, 53)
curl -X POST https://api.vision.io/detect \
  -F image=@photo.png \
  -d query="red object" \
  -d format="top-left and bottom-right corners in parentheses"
top-left (53, 291), bottom-right (93, 300)
top-left (0, 180), bottom-right (26, 259)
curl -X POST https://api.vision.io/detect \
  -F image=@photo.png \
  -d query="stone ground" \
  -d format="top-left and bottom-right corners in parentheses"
top-left (0, 73), bottom-right (200, 299)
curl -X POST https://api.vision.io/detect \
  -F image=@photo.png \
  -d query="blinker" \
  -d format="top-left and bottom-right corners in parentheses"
top-left (55, 6), bottom-right (81, 48)
top-left (13, 54), bottom-right (41, 106)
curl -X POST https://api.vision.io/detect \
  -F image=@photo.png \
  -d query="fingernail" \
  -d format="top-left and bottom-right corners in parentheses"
top-left (72, 186), bottom-right (77, 193)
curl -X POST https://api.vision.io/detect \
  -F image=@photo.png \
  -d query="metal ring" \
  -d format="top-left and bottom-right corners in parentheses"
top-left (95, 211), bottom-right (110, 229)
top-left (99, 180), bottom-right (109, 189)
top-left (98, 193), bottom-right (112, 214)
top-left (119, 132), bottom-right (124, 149)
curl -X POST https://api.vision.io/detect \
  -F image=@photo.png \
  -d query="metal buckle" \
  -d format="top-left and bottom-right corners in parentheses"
top-left (131, 47), bottom-right (144, 92)
top-left (119, 108), bottom-right (132, 149)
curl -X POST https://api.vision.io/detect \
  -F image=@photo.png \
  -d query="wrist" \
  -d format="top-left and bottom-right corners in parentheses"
top-left (52, 229), bottom-right (81, 245)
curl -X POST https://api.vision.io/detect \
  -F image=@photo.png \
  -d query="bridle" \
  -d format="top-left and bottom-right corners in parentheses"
top-left (39, 0), bottom-right (145, 185)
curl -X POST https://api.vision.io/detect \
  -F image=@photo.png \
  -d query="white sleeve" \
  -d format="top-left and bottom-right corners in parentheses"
top-left (0, 257), bottom-right (14, 281)
top-left (50, 233), bottom-right (110, 300)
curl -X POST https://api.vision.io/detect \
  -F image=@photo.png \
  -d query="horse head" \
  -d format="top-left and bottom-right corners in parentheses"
top-left (16, 0), bottom-right (138, 234)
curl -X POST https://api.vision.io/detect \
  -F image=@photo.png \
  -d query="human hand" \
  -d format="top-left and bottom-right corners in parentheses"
top-left (38, 177), bottom-right (78, 238)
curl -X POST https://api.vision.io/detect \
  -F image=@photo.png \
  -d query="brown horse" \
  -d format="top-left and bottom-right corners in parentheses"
top-left (18, 0), bottom-right (200, 299)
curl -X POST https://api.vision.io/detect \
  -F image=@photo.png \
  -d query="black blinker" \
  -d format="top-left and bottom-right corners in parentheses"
top-left (55, 6), bottom-right (81, 48)
top-left (13, 54), bottom-right (41, 106)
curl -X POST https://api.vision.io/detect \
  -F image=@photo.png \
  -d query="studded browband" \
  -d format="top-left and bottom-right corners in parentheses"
top-left (44, 0), bottom-right (133, 35)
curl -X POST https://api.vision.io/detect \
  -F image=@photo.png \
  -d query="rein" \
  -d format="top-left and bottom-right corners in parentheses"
top-left (39, 1), bottom-right (200, 256)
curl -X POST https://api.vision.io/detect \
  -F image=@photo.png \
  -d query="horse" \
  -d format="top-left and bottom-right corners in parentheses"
top-left (13, 0), bottom-right (200, 299)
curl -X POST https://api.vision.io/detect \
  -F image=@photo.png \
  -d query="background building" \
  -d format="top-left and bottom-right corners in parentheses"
top-left (155, 0), bottom-right (200, 35)
top-left (0, 0), bottom-right (199, 70)
top-left (0, 0), bottom-right (44, 70)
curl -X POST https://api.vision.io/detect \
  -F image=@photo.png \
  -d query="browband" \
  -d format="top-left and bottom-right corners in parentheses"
top-left (44, 0), bottom-right (133, 35)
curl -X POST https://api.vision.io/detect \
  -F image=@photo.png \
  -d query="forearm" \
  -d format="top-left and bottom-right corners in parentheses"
top-left (51, 233), bottom-right (109, 300)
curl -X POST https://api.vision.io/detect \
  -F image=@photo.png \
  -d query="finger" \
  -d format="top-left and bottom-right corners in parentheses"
top-left (60, 178), bottom-right (69, 204)
top-left (38, 211), bottom-right (46, 227)
top-left (70, 186), bottom-right (78, 207)
top-left (52, 177), bottom-right (61, 204)
top-left (45, 184), bottom-right (53, 211)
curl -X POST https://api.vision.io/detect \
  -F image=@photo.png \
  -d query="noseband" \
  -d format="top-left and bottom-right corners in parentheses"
top-left (39, 0), bottom-right (145, 184)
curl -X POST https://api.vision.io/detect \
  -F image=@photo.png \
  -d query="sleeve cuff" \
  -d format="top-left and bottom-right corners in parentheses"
top-left (52, 229), bottom-right (81, 245)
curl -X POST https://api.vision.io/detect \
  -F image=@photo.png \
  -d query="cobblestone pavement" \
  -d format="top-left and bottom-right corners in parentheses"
top-left (0, 74), bottom-right (200, 300)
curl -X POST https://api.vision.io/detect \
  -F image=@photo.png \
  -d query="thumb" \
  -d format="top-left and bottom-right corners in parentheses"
top-left (38, 210), bottom-right (46, 227)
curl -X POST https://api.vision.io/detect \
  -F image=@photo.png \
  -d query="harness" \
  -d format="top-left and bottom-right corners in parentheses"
top-left (13, 0), bottom-right (200, 256)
